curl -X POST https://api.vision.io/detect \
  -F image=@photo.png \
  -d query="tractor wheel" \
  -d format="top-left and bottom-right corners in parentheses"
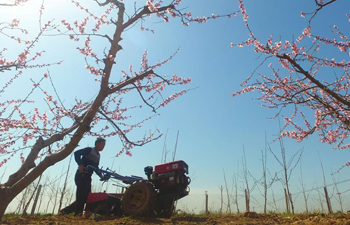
top-left (121, 180), bottom-right (157, 216)
top-left (156, 200), bottom-right (175, 218)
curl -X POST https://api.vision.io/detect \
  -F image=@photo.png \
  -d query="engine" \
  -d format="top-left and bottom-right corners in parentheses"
top-left (144, 160), bottom-right (190, 197)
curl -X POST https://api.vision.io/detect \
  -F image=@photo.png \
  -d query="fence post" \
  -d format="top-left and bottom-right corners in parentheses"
top-left (31, 185), bottom-right (42, 215)
top-left (205, 191), bottom-right (209, 214)
top-left (284, 188), bottom-right (290, 213)
top-left (324, 187), bottom-right (333, 214)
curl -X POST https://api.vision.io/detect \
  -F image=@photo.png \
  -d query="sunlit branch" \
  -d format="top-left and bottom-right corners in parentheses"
top-left (277, 53), bottom-right (350, 109)
top-left (131, 83), bottom-right (156, 113)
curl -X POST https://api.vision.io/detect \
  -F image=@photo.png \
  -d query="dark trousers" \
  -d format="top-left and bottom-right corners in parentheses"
top-left (74, 171), bottom-right (92, 215)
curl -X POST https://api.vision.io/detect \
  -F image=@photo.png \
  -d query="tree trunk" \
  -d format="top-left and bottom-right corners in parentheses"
top-left (324, 187), bottom-right (333, 214)
top-left (58, 155), bottom-right (72, 212)
top-left (0, 0), bottom-right (175, 220)
top-left (245, 189), bottom-right (250, 212)
top-left (31, 185), bottom-right (42, 215)
top-left (0, 189), bottom-right (14, 219)
top-left (0, 203), bottom-right (7, 220)
top-left (284, 188), bottom-right (290, 213)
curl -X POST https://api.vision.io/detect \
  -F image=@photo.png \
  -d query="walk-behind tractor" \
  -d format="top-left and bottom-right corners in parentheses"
top-left (62, 160), bottom-right (190, 218)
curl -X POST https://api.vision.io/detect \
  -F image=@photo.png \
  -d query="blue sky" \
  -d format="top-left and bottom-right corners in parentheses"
top-left (1, 0), bottom-right (350, 213)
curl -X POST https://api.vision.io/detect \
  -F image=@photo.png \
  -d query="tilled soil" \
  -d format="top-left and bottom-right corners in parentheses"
top-left (2, 212), bottom-right (350, 224)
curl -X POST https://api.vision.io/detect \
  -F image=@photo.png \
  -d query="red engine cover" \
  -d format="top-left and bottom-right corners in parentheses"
top-left (87, 193), bottom-right (108, 203)
top-left (154, 160), bottom-right (188, 175)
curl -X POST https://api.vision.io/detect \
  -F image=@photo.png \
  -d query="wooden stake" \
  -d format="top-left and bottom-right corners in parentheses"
top-left (205, 191), bottom-right (209, 215)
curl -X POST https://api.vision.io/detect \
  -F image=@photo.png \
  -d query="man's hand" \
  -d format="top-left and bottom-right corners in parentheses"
top-left (78, 164), bottom-right (84, 173)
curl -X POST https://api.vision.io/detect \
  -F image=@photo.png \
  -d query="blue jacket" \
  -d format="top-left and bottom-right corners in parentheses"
top-left (74, 147), bottom-right (100, 175)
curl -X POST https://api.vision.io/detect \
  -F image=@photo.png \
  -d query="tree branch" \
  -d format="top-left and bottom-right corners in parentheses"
top-left (106, 70), bottom-right (155, 95)
top-left (4, 122), bottom-right (80, 187)
top-left (122, 4), bottom-right (175, 30)
top-left (278, 53), bottom-right (350, 108)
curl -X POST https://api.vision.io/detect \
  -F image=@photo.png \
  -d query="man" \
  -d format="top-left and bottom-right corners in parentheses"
top-left (74, 137), bottom-right (106, 216)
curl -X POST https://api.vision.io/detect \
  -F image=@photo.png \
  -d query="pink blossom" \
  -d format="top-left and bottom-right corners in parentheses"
top-left (302, 27), bottom-right (311, 37)
top-left (46, 95), bottom-right (53, 102)
top-left (167, 8), bottom-right (176, 17)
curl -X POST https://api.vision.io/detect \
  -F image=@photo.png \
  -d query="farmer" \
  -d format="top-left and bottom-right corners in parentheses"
top-left (73, 137), bottom-right (106, 216)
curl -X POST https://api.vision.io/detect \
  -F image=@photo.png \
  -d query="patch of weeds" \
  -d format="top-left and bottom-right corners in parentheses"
top-left (280, 212), bottom-right (294, 217)
top-left (267, 210), bottom-right (279, 215)
top-left (3, 213), bottom-right (19, 219)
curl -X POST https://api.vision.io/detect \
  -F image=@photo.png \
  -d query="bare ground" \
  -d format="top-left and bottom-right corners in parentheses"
top-left (2, 212), bottom-right (350, 224)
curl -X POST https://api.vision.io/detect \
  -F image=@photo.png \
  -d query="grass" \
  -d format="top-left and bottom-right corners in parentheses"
top-left (174, 210), bottom-right (244, 218)
top-left (3, 212), bottom-right (18, 219)
top-left (2, 211), bottom-right (350, 225)
top-left (3, 212), bottom-right (53, 218)
top-left (173, 209), bottom-right (346, 218)
top-left (4, 210), bottom-right (349, 220)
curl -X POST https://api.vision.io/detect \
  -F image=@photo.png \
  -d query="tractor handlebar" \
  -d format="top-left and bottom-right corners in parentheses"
top-left (86, 165), bottom-right (144, 185)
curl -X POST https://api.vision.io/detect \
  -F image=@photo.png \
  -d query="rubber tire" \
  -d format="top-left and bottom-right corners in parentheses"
top-left (121, 180), bottom-right (157, 216)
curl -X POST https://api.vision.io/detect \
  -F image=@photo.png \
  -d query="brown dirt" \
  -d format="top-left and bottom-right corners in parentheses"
top-left (2, 213), bottom-right (350, 224)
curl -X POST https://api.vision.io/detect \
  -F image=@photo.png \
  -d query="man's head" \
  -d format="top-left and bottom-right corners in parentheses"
top-left (95, 137), bottom-right (106, 151)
